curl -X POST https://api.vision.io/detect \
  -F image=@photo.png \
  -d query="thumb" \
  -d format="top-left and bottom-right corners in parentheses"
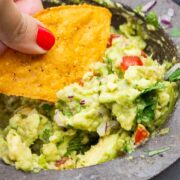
top-left (0, 42), bottom-right (6, 55)
top-left (0, 0), bottom-right (55, 54)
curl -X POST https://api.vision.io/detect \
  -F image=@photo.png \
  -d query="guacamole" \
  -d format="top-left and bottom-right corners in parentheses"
top-left (0, 29), bottom-right (178, 172)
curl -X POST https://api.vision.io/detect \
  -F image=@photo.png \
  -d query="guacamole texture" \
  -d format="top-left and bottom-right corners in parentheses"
top-left (0, 29), bottom-right (178, 172)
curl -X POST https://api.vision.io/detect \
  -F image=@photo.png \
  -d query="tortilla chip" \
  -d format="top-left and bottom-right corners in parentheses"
top-left (0, 5), bottom-right (111, 102)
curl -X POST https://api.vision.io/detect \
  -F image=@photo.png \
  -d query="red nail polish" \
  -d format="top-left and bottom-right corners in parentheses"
top-left (36, 26), bottom-right (55, 51)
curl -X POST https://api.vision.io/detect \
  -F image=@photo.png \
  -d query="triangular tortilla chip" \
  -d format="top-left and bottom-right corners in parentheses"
top-left (0, 4), bottom-right (111, 102)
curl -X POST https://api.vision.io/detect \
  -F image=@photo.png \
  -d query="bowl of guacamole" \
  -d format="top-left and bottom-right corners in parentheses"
top-left (0, 0), bottom-right (179, 179)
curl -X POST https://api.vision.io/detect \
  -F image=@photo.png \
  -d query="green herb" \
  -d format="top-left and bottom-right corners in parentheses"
top-left (38, 122), bottom-right (53, 144)
top-left (66, 132), bottom-right (98, 155)
top-left (123, 140), bottom-right (134, 153)
top-left (136, 82), bottom-right (165, 124)
top-left (66, 134), bottom-right (88, 155)
top-left (41, 103), bottom-right (53, 111)
top-left (136, 96), bottom-right (156, 124)
top-left (168, 69), bottom-right (180, 81)
top-left (42, 129), bottom-right (51, 143)
top-left (104, 57), bottom-right (113, 73)
top-left (38, 103), bottom-right (54, 118)
top-left (145, 11), bottom-right (159, 28)
top-left (56, 100), bottom-right (71, 117)
top-left (170, 27), bottom-right (180, 37)
top-left (142, 82), bottom-right (165, 95)
top-left (148, 147), bottom-right (170, 156)
top-left (63, 110), bottom-right (73, 117)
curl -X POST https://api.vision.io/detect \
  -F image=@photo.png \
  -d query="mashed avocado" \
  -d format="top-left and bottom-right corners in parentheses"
top-left (0, 27), bottom-right (178, 172)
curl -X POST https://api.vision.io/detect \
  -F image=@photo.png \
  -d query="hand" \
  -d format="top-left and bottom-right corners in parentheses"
top-left (0, 0), bottom-right (55, 55)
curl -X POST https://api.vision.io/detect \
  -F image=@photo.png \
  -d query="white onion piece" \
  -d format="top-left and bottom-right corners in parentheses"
top-left (97, 121), bottom-right (108, 137)
top-left (168, 8), bottom-right (175, 17)
top-left (165, 63), bottom-right (180, 80)
top-left (142, 0), bottom-right (157, 13)
top-left (54, 110), bottom-right (65, 127)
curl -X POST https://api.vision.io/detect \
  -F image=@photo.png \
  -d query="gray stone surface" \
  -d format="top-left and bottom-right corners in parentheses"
top-left (173, 0), bottom-right (180, 5)
top-left (0, 0), bottom-right (179, 179)
top-left (153, 159), bottom-right (180, 180)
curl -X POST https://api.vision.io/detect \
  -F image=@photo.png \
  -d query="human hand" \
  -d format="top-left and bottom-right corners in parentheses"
top-left (0, 0), bottom-right (55, 55)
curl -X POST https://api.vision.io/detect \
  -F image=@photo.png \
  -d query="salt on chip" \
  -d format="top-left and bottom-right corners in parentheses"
top-left (0, 5), bottom-right (111, 102)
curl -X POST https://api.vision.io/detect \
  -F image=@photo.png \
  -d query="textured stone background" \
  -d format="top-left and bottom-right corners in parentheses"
top-left (173, 0), bottom-right (180, 5)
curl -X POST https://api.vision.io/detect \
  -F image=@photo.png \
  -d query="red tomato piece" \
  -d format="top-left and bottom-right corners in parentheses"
top-left (134, 124), bottom-right (150, 145)
top-left (107, 34), bottom-right (120, 48)
top-left (120, 56), bottom-right (143, 71)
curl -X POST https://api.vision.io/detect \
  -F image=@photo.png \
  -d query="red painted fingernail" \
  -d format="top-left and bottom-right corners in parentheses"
top-left (36, 26), bottom-right (55, 51)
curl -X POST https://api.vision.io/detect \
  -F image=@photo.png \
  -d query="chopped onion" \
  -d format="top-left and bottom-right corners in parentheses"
top-left (54, 110), bottom-right (65, 127)
top-left (142, 0), bottom-right (157, 13)
top-left (165, 63), bottom-right (180, 80)
top-left (160, 14), bottom-right (172, 25)
top-left (68, 95), bottom-right (74, 99)
top-left (80, 100), bottom-right (86, 105)
top-left (97, 121), bottom-right (108, 136)
top-left (168, 8), bottom-right (175, 17)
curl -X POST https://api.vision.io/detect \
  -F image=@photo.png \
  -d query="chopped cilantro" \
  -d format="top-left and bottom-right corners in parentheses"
top-left (41, 103), bottom-right (53, 111)
top-left (123, 139), bottom-right (134, 153)
top-left (66, 132), bottom-right (98, 155)
top-left (38, 103), bottom-right (54, 118)
top-left (66, 135), bottom-right (86, 154)
top-left (42, 129), bottom-right (51, 143)
top-left (168, 69), bottom-right (180, 81)
top-left (136, 97), bottom-right (156, 124)
top-left (145, 11), bottom-right (159, 28)
top-left (142, 82), bottom-right (165, 95)
top-left (39, 124), bottom-right (53, 143)
top-left (136, 82), bottom-right (165, 125)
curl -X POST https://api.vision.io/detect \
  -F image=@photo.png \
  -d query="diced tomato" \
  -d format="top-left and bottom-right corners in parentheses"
top-left (134, 124), bottom-right (150, 145)
top-left (141, 51), bottom-right (147, 58)
top-left (120, 56), bottom-right (143, 71)
top-left (107, 34), bottom-right (120, 48)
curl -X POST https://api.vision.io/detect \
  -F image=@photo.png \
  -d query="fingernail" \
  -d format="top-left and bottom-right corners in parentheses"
top-left (36, 26), bottom-right (55, 51)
